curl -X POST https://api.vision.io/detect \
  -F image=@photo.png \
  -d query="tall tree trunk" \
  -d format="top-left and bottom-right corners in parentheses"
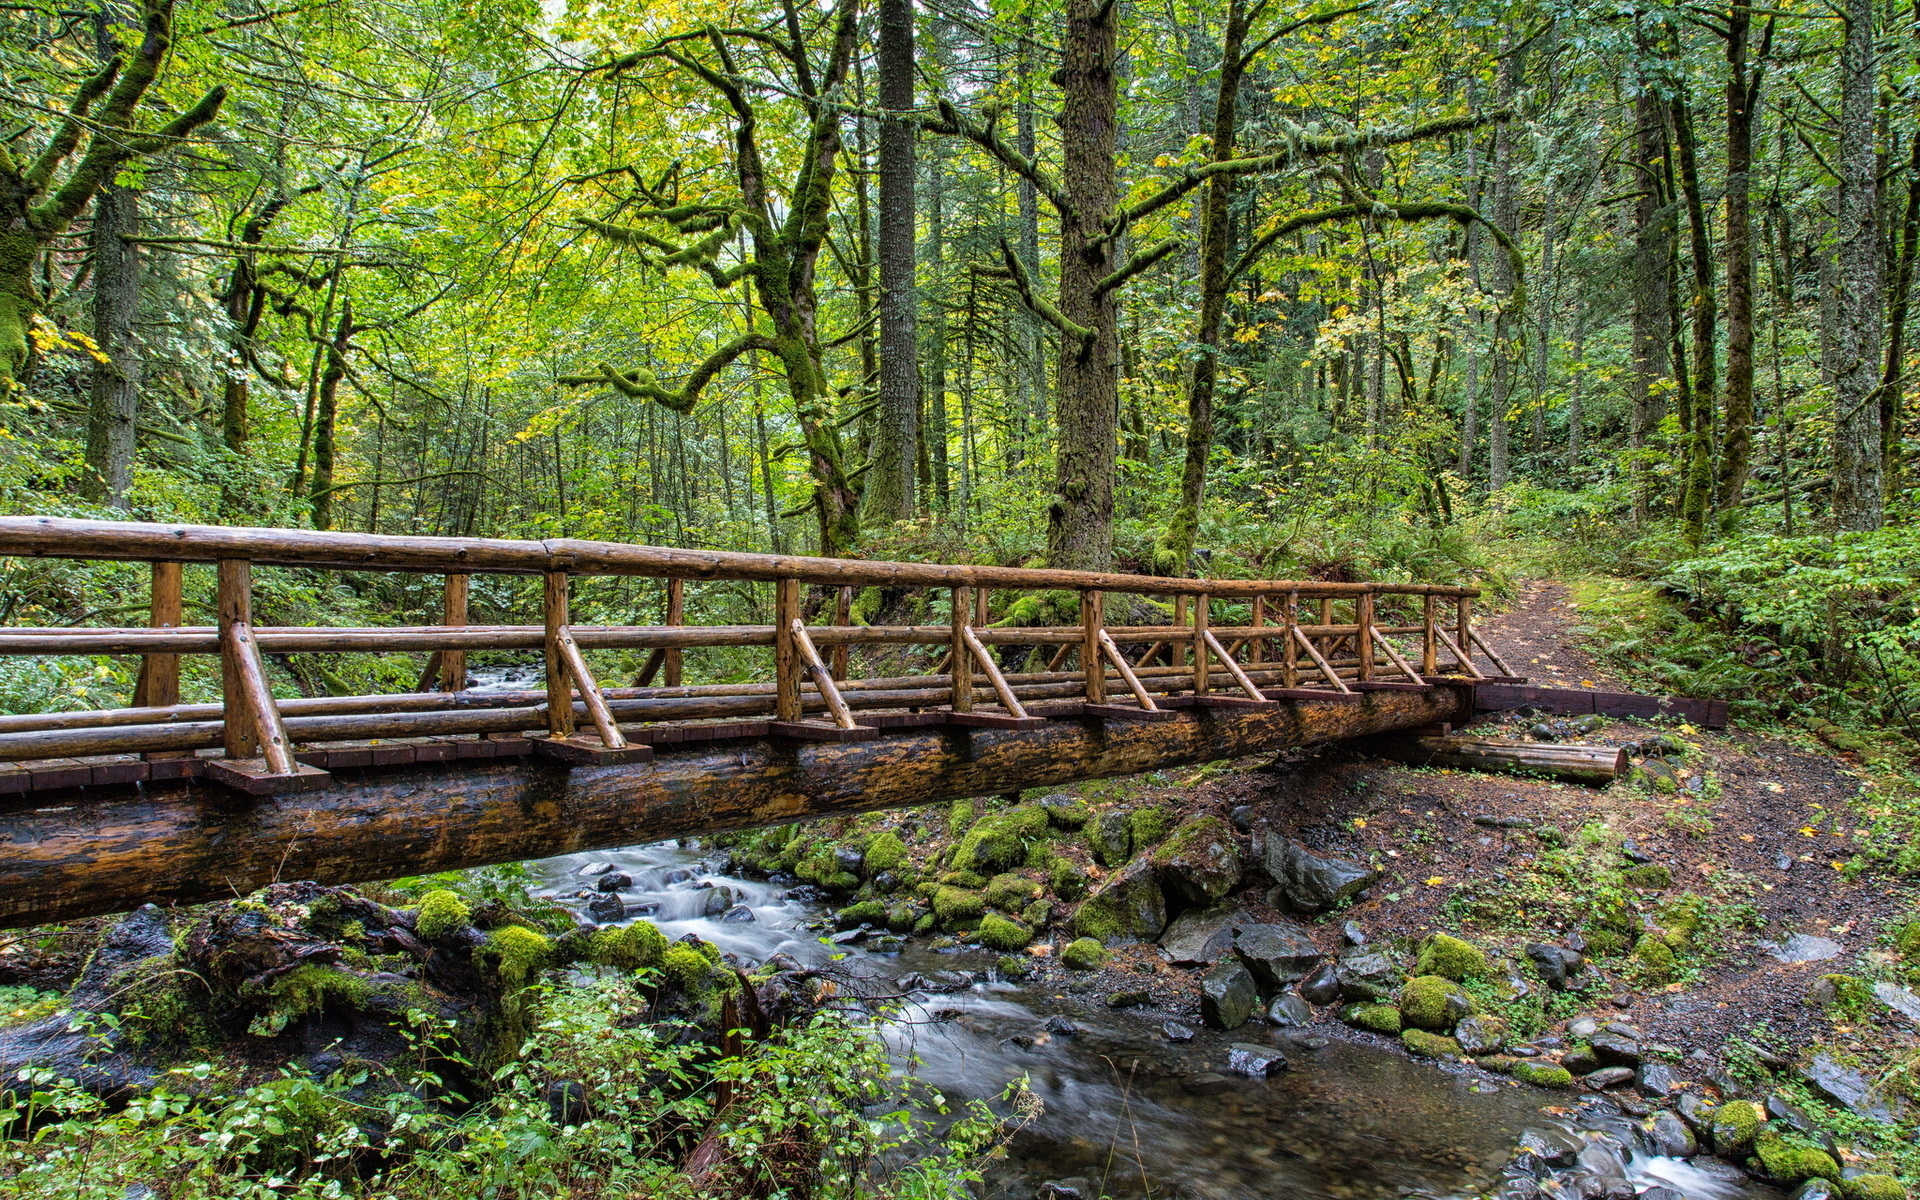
top-left (1628, 91), bottom-right (1671, 525)
top-left (1487, 45), bottom-right (1519, 491)
top-left (869, 0), bottom-right (918, 523)
top-left (1882, 126), bottom-right (1920, 503)
top-left (1832, 0), bottom-right (1885, 529)
top-left (1155, 0), bottom-right (1252, 576)
top-left (1671, 93), bottom-right (1717, 540)
top-left (1047, 0), bottom-right (1121, 570)
top-left (309, 299), bottom-right (352, 530)
top-left (81, 184), bottom-right (140, 507)
top-left (1017, 21), bottom-right (1048, 452)
top-left (1716, 6), bottom-right (1762, 507)
top-left (925, 140), bottom-right (950, 510)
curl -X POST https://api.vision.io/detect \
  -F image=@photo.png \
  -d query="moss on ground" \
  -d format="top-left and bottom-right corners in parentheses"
top-left (1061, 937), bottom-right (1106, 970)
top-left (1413, 934), bottom-right (1488, 982)
top-left (415, 889), bottom-right (472, 942)
top-left (976, 913), bottom-right (1031, 951)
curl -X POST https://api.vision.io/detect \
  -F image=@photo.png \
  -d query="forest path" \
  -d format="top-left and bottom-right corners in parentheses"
top-left (1473, 578), bottom-right (1627, 690)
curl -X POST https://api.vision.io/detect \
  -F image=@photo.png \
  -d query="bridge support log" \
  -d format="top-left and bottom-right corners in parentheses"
top-left (0, 686), bottom-right (1470, 930)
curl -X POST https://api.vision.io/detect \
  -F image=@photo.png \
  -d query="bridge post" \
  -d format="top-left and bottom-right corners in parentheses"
top-left (1357, 589), bottom-right (1375, 684)
top-left (1192, 592), bottom-right (1210, 696)
top-left (543, 570), bottom-right (575, 737)
top-left (217, 559), bottom-right (260, 759)
top-left (829, 584), bottom-right (850, 680)
top-left (665, 578), bottom-right (686, 686)
top-left (1081, 589), bottom-right (1105, 704)
top-left (440, 574), bottom-right (468, 693)
top-left (1283, 589), bottom-right (1299, 689)
top-left (950, 585), bottom-right (973, 712)
top-left (1250, 594), bottom-right (1265, 666)
top-left (773, 577), bottom-right (801, 721)
top-left (1422, 594), bottom-right (1439, 676)
top-left (132, 561), bottom-right (181, 711)
top-left (1456, 596), bottom-right (1472, 670)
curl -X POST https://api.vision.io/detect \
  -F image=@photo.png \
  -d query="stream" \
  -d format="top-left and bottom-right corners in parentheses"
top-left (524, 839), bottom-right (1785, 1200)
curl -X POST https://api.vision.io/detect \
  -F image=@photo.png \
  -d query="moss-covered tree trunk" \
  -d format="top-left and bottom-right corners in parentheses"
top-left (81, 184), bottom-right (141, 505)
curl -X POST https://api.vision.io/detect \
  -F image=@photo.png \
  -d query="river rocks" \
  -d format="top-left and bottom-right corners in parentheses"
top-left (702, 885), bottom-right (737, 917)
top-left (1399, 975), bottom-right (1476, 1031)
top-left (587, 893), bottom-right (627, 922)
top-left (1340, 920), bottom-right (1367, 946)
top-left (1158, 904), bottom-right (1248, 965)
top-left (1227, 1043), bottom-right (1289, 1076)
top-left (1232, 922), bottom-right (1322, 991)
top-left (1754, 1131), bottom-right (1840, 1185)
top-left (1787, 1182), bottom-right (1841, 1200)
top-left (1510, 1061), bottom-right (1574, 1089)
top-left (1106, 989), bottom-right (1150, 1008)
top-left (1266, 994), bottom-right (1311, 1027)
top-left (580, 861), bottom-right (617, 877)
top-left (1637, 1062), bottom-right (1675, 1095)
top-left (1038, 793), bottom-right (1092, 829)
top-left (1583, 1067), bottom-right (1636, 1090)
top-left (1162, 1021), bottom-right (1196, 1042)
top-left (1710, 1099), bottom-right (1766, 1156)
top-left (1298, 962), bottom-right (1343, 1006)
top-left (1646, 1109), bottom-right (1696, 1157)
top-left (1087, 810), bottom-right (1134, 867)
top-left (1517, 1127), bottom-right (1584, 1167)
top-left (1589, 1034), bottom-right (1641, 1068)
top-left (1070, 861), bottom-right (1168, 946)
top-left (1060, 937), bottom-right (1107, 970)
top-left (1675, 1091), bottom-right (1716, 1133)
top-left (594, 872), bottom-right (633, 892)
top-left (1454, 1015), bottom-right (1508, 1056)
top-left (1562, 1045), bottom-right (1602, 1074)
top-left (1180, 1072), bottom-right (1234, 1096)
top-left (1798, 1052), bottom-right (1903, 1121)
top-left (719, 904), bottom-right (756, 923)
top-left (1401, 1029), bottom-right (1463, 1060)
top-left (1524, 943), bottom-right (1585, 990)
top-left (1334, 951), bottom-right (1403, 1001)
top-left (1200, 959), bottom-right (1259, 1030)
top-left (1151, 816), bottom-right (1242, 907)
top-left (1260, 828), bottom-right (1378, 912)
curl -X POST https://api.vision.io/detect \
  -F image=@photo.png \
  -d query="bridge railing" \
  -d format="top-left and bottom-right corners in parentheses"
top-left (0, 517), bottom-right (1509, 793)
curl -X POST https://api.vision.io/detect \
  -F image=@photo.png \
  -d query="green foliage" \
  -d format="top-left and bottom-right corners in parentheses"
top-left (661, 944), bottom-right (717, 995)
top-left (413, 889), bottom-right (472, 943)
top-left (1126, 805), bottom-right (1175, 850)
top-left (0, 985), bottom-right (57, 1027)
top-left (1060, 937), bottom-right (1107, 970)
top-left (1813, 973), bottom-right (1877, 1019)
top-left (1623, 864), bottom-right (1673, 889)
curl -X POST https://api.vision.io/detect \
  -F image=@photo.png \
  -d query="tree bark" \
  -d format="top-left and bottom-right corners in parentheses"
top-left (1716, 7), bottom-right (1763, 507)
top-left (1670, 94), bottom-right (1717, 540)
top-left (309, 300), bottom-right (352, 531)
top-left (1628, 91), bottom-right (1672, 525)
top-left (81, 185), bottom-right (140, 507)
top-left (868, 0), bottom-right (918, 524)
top-left (1832, 0), bottom-right (1884, 529)
top-left (1487, 46), bottom-right (1519, 491)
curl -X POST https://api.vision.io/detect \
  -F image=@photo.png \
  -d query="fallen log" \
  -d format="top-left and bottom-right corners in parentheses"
top-left (1362, 735), bottom-right (1627, 785)
top-left (0, 685), bottom-right (1472, 928)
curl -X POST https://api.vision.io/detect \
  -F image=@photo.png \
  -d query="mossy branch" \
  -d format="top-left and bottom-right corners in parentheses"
top-left (994, 241), bottom-right (1093, 344)
top-left (559, 333), bottom-right (777, 413)
top-left (21, 60), bottom-right (120, 193)
top-left (922, 100), bottom-right (1068, 215)
top-left (1094, 237), bottom-right (1181, 297)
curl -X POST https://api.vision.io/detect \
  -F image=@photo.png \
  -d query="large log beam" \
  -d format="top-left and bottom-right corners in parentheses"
top-left (0, 686), bottom-right (1470, 929)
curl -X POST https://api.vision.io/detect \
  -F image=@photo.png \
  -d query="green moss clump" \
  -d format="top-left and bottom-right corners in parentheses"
top-left (1398, 975), bottom-right (1475, 1031)
top-left (480, 926), bottom-right (552, 988)
top-left (932, 886), bottom-right (985, 924)
top-left (977, 913), bottom-right (1032, 951)
top-left (1591, 893), bottom-right (1637, 935)
top-left (911, 913), bottom-right (936, 936)
top-left (261, 964), bottom-right (372, 1018)
top-left (1061, 937), bottom-right (1107, 970)
top-left (985, 873), bottom-right (1042, 911)
top-left (414, 889), bottom-right (472, 942)
top-left (1709, 1099), bottom-right (1765, 1156)
top-left (662, 944), bottom-right (717, 995)
top-left (865, 830), bottom-right (908, 876)
top-left (1845, 1174), bottom-right (1907, 1200)
top-left (1346, 1004), bottom-right (1402, 1034)
top-left (1657, 894), bottom-right (1709, 948)
top-left (590, 921), bottom-right (668, 972)
top-left (1413, 934), bottom-right (1488, 982)
top-left (1583, 928), bottom-right (1629, 957)
top-left (849, 585), bottom-right (885, 626)
top-left (952, 816), bottom-right (1029, 874)
top-left (885, 904), bottom-right (920, 933)
top-left (1041, 796), bottom-right (1092, 829)
top-left (1753, 1132), bottom-right (1839, 1185)
top-left (1894, 922), bottom-right (1920, 960)
top-left (996, 954), bottom-right (1031, 979)
top-left (1510, 1061), bottom-right (1574, 1088)
top-left (1623, 864), bottom-right (1673, 889)
top-left (837, 900), bottom-right (888, 928)
top-left (1049, 858), bottom-right (1089, 901)
top-left (948, 799), bottom-right (976, 836)
top-left (1813, 972), bottom-right (1875, 1017)
top-left (1632, 934), bottom-right (1677, 984)
top-left (1127, 805), bottom-right (1175, 849)
top-left (939, 870), bottom-right (987, 889)
top-left (1401, 1029), bottom-right (1462, 1059)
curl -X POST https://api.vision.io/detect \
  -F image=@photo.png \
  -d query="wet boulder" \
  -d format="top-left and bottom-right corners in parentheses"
top-left (1158, 905), bottom-right (1249, 965)
top-left (1525, 943), bottom-right (1585, 990)
top-left (1069, 861), bottom-right (1169, 946)
top-left (1200, 959), bottom-right (1258, 1030)
top-left (1266, 994), bottom-right (1311, 1027)
top-left (1334, 951), bottom-right (1403, 1001)
top-left (1226, 1043), bottom-right (1288, 1077)
top-left (1298, 962), bottom-right (1343, 1006)
top-left (1086, 811), bottom-right (1134, 867)
top-left (1150, 816), bottom-right (1242, 908)
top-left (1454, 1015), bottom-right (1509, 1056)
top-left (1232, 922), bottom-right (1323, 992)
top-left (1259, 828), bottom-right (1378, 912)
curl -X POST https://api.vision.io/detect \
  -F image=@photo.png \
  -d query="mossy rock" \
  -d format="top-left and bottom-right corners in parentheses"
top-left (1583, 928), bottom-right (1629, 957)
top-left (953, 808), bottom-right (1046, 875)
top-left (589, 922), bottom-right (667, 972)
top-left (1657, 894), bottom-right (1709, 948)
top-left (1632, 934), bottom-right (1677, 984)
top-left (939, 870), bottom-right (988, 890)
top-left (885, 904), bottom-right (921, 934)
top-left (1591, 893), bottom-right (1637, 935)
top-left (1398, 975), bottom-right (1476, 1032)
top-left (1048, 857), bottom-right (1090, 902)
top-left (985, 872), bottom-right (1042, 912)
top-left (836, 900), bottom-right (888, 929)
top-left (478, 926), bottom-right (552, 988)
top-left (865, 831), bottom-right (908, 876)
top-left (1021, 899), bottom-right (1054, 928)
top-left (1086, 810), bottom-right (1133, 867)
top-left (1127, 804), bottom-right (1176, 850)
top-left (1845, 1174), bottom-right (1908, 1200)
top-left (1753, 1132), bottom-right (1839, 1185)
top-left (911, 913), bottom-right (937, 936)
top-left (1068, 861), bottom-right (1168, 946)
top-left (1341, 1003), bottom-right (1402, 1035)
top-left (996, 954), bottom-right (1032, 980)
top-left (1709, 1099), bottom-right (1765, 1157)
top-left (932, 886), bottom-right (985, 925)
top-left (1401, 1029), bottom-right (1463, 1060)
top-left (414, 889), bottom-right (472, 942)
top-left (948, 799), bottom-right (976, 836)
top-left (662, 944), bottom-right (719, 995)
top-left (1061, 937), bottom-right (1107, 970)
top-left (977, 913), bottom-right (1032, 952)
top-left (1039, 794), bottom-right (1093, 829)
top-left (1510, 1060), bottom-right (1574, 1089)
top-left (1413, 934), bottom-right (1488, 982)
top-left (1149, 815), bottom-right (1243, 907)
top-left (1623, 864), bottom-right (1673, 889)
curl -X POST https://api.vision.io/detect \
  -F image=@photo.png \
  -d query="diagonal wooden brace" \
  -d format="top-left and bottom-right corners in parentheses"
top-left (791, 620), bottom-right (858, 730)
top-left (1096, 628), bottom-right (1161, 712)
top-left (1435, 626), bottom-right (1486, 680)
top-left (1369, 627), bottom-right (1427, 686)
top-left (1203, 629), bottom-right (1275, 703)
top-left (1292, 626), bottom-right (1354, 694)
top-left (553, 628), bottom-right (628, 748)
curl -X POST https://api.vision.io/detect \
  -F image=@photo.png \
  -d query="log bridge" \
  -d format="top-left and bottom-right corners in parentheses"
top-left (0, 517), bottom-right (1520, 928)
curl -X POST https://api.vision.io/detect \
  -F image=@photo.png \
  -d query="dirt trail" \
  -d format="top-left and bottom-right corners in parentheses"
top-left (1472, 579), bottom-right (1626, 690)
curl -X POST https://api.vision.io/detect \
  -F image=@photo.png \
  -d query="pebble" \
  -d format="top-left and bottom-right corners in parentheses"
top-left (579, 861), bottom-right (616, 876)
top-left (1341, 920), bottom-right (1367, 946)
top-left (1162, 1021), bottom-right (1195, 1043)
top-left (1041, 1016), bottom-right (1078, 1036)
top-left (1226, 1043), bottom-right (1288, 1077)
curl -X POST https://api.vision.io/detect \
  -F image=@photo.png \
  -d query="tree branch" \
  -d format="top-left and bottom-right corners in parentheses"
top-left (1094, 236), bottom-right (1181, 296)
top-left (559, 333), bottom-right (779, 413)
top-left (993, 242), bottom-right (1093, 343)
top-left (922, 100), bottom-right (1068, 214)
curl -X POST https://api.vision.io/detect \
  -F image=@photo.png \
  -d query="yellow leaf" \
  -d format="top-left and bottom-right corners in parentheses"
top-left (1425, 876), bottom-right (1445, 886)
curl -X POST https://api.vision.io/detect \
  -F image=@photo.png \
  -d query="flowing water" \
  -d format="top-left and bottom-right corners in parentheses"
top-left (524, 839), bottom-right (1785, 1200)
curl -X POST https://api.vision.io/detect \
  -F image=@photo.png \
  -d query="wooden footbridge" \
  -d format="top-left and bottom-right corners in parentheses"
top-left (0, 517), bottom-right (1517, 927)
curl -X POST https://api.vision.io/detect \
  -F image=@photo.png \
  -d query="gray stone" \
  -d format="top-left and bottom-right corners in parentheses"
top-left (1200, 959), bottom-right (1259, 1030)
top-left (1788, 1182), bottom-right (1841, 1200)
top-left (701, 885), bottom-right (737, 916)
top-left (1334, 950), bottom-right (1403, 1000)
top-left (1340, 920), bottom-right (1367, 946)
top-left (1646, 1109), bottom-right (1696, 1157)
top-left (1162, 1020), bottom-right (1195, 1043)
top-left (1639, 1190), bottom-right (1687, 1200)
top-left (1153, 817), bottom-right (1243, 906)
top-left (719, 904), bottom-right (756, 923)
top-left (1583, 1067), bottom-right (1636, 1089)
top-left (1589, 1034), bottom-right (1641, 1068)
top-left (1297, 961), bottom-right (1342, 1006)
top-left (1473, 814), bottom-right (1535, 829)
top-left (1070, 861), bottom-right (1169, 946)
top-left (1874, 980), bottom-right (1920, 1024)
top-left (1035, 1180), bottom-right (1088, 1200)
top-left (1527, 943), bottom-right (1585, 990)
top-left (1266, 994), bottom-right (1311, 1027)
top-left (1516, 1125), bottom-right (1583, 1167)
top-left (1041, 1015), bottom-right (1078, 1035)
top-left (1675, 1090), bottom-right (1716, 1133)
top-left (1800, 1053), bottom-right (1904, 1121)
top-left (1764, 933), bottom-right (1843, 963)
top-left (1636, 1062), bottom-right (1676, 1095)
top-left (1622, 839), bottom-right (1652, 864)
top-left (1229, 804), bottom-right (1257, 832)
top-left (1562, 1045), bottom-right (1602, 1074)
top-left (1087, 811), bottom-right (1133, 867)
top-left (1233, 922), bottom-right (1323, 991)
top-left (586, 893), bottom-right (626, 922)
top-left (1495, 1179), bottom-right (1544, 1200)
top-left (1260, 827), bottom-right (1379, 912)
top-left (1454, 1015), bottom-right (1508, 1056)
top-left (1226, 1042), bottom-right (1289, 1076)
top-left (1568, 1016), bottom-right (1601, 1040)
top-left (1180, 1072), bottom-right (1233, 1096)
top-left (1157, 905), bottom-right (1248, 965)
top-left (593, 872), bottom-right (632, 891)
top-left (834, 845), bottom-right (866, 877)
top-left (1038, 794), bottom-right (1092, 829)
top-left (579, 861), bottom-right (616, 876)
